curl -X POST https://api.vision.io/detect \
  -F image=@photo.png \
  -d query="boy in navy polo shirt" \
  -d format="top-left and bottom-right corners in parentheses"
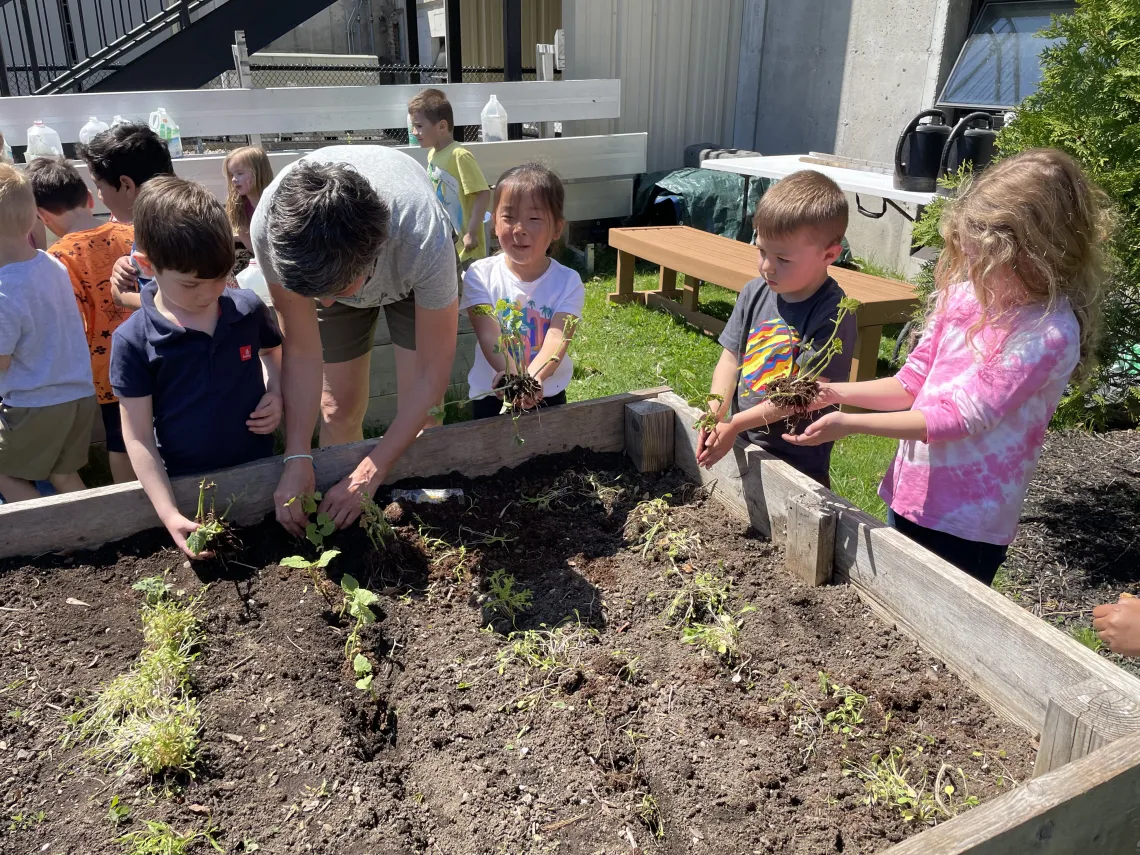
top-left (110, 176), bottom-right (282, 558)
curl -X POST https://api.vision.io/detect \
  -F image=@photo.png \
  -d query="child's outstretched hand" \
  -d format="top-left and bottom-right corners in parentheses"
top-left (462, 231), bottom-right (479, 253)
top-left (782, 411), bottom-right (851, 446)
top-left (247, 391), bottom-right (283, 434)
top-left (697, 419), bottom-right (737, 469)
top-left (1093, 595), bottom-right (1140, 657)
top-left (163, 512), bottom-right (213, 561)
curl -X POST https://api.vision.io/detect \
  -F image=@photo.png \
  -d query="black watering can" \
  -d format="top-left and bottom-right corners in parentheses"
top-left (893, 109), bottom-right (951, 192)
top-left (938, 112), bottom-right (998, 194)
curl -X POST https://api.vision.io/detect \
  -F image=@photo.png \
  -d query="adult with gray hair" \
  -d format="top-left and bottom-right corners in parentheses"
top-left (251, 146), bottom-right (459, 534)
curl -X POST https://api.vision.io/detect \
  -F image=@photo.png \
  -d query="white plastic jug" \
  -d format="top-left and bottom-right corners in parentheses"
top-left (150, 108), bottom-right (183, 158)
top-left (78, 116), bottom-right (109, 145)
top-left (480, 94), bottom-right (508, 143)
top-left (237, 261), bottom-right (273, 307)
top-left (25, 120), bottom-right (63, 162)
top-left (0, 132), bottom-right (12, 165)
top-left (110, 115), bottom-right (128, 127)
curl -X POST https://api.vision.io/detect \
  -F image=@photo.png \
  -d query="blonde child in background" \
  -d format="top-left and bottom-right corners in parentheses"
top-left (27, 158), bottom-right (137, 484)
top-left (409, 88), bottom-right (492, 266)
top-left (0, 164), bottom-right (97, 503)
top-left (461, 163), bottom-right (583, 419)
top-left (784, 149), bottom-right (1110, 585)
top-left (224, 146), bottom-right (274, 254)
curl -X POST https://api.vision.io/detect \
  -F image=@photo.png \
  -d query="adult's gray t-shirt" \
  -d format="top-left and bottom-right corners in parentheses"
top-left (251, 145), bottom-right (459, 311)
top-left (718, 276), bottom-right (857, 483)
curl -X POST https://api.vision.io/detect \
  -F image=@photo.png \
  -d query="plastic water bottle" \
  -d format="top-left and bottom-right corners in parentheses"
top-left (78, 116), bottom-right (109, 144)
top-left (25, 120), bottom-right (63, 162)
top-left (480, 94), bottom-right (508, 143)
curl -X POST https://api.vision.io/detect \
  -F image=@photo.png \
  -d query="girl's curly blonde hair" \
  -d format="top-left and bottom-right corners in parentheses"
top-left (223, 146), bottom-right (274, 234)
top-left (935, 148), bottom-right (1113, 384)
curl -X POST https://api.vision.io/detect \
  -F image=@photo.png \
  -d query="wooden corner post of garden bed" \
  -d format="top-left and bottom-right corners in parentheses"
top-left (1034, 679), bottom-right (1140, 777)
top-left (785, 492), bottom-right (836, 587)
top-left (0, 388), bottom-right (669, 560)
top-left (624, 399), bottom-right (675, 472)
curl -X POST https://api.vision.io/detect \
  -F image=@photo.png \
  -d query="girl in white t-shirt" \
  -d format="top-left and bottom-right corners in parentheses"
top-left (460, 163), bottom-right (585, 419)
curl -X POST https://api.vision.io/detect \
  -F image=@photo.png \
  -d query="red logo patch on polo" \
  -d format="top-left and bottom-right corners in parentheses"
top-left (239, 345), bottom-right (252, 361)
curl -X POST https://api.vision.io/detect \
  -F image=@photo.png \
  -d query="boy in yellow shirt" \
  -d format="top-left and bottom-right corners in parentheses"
top-left (408, 88), bottom-right (492, 265)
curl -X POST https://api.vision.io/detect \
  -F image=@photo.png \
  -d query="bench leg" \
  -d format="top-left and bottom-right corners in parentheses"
top-left (659, 266), bottom-right (679, 299)
top-left (609, 250), bottom-right (643, 305)
top-left (682, 274), bottom-right (700, 313)
top-left (850, 325), bottom-right (883, 382)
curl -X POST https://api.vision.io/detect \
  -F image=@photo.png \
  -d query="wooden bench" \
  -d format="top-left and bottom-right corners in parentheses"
top-left (607, 226), bottom-right (918, 382)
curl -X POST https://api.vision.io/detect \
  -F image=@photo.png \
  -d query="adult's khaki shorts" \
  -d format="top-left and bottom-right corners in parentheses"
top-left (316, 295), bottom-right (417, 363)
top-left (0, 395), bottom-right (97, 480)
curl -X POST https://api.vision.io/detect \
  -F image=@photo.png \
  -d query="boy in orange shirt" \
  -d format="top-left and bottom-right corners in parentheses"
top-left (27, 158), bottom-right (137, 482)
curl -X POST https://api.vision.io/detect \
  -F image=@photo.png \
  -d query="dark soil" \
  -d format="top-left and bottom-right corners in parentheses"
top-left (764, 377), bottom-right (821, 426)
top-left (0, 452), bottom-right (1033, 855)
top-left (1002, 429), bottom-right (1140, 670)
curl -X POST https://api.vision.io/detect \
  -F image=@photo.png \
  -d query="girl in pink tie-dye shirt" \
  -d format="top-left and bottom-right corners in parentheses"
top-left (784, 149), bottom-right (1111, 584)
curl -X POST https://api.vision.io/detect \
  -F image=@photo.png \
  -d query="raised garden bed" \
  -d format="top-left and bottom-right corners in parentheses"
top-left (2, 390), bottom-right (1140, 854)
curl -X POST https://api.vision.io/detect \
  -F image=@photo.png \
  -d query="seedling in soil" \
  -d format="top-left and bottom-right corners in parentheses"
top-left (107, 795), bottom-right (130, 827)
top-left (612, 651), bottom-right (642, 684)
top-left (520, 479), bottom-right (577, 512)
top-left (340, 573), bottom-right (379, 658)
top-left (185, 479), bottom-right (236, 556)
top-left (116, 820), bottom-right (223, 854)
top-left (7, 810), bottom-right (46, 832)
top-left (681, 608), bottom-right (755, 673)
top-left (284, 491), bottom-right (335, 550)
top-left (431, 302), bottom-right (581, 442)
top-left (846, 747), bottom-right (978, 825)
top-left (664, 571), bottom-right (731, 627)
top-left (359, 491), bottom-right (394, 550)
top-left (353, 653), bottom-right (376, 698)
top-left (636, 793), bottom-right (665, 840)
top-left (460, 525), bottom-right (518, 549)
top-left (819, 672), bottom-right (868, 736)
top-left (691, 393), bottom-right (726, 433)
top-left (279, 550), bottom-right (341, 605)
top-left (483, 569), bottom-right (533, 627)
top-left (762, 296), bottom-right (861, 421)
top-left (132, 575), bottom-right (174, 606)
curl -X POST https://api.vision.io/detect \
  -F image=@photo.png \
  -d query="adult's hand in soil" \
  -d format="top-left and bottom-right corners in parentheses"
top-left (782, 412), bottom-right (850, 447)
top-left (275, 458), bottom-right (317, 537)
top-left (697, 420), bottom-right (737, 468)
top-left (320, 457), bottom-right (380, 529)
top-left (1093, 596), bottom-right (1140, 657)
top-left (164, 513), bottom-right (213, 560)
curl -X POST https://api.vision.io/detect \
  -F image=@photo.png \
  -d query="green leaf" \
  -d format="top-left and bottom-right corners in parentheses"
top-left (356, 674), bottom-right (373, 691)
top-left (313, 550), bottom-right (341, 568)
top-left (279, 555), bottom-right (313, 569)
top-left (353, 653), bottom-right (371, 676)
top-left (185, 529), bottom-right (211, 555)
top-left (355, 588), bottom-right (379, 606)
top-left (341, 573), bottom-right (360, 594)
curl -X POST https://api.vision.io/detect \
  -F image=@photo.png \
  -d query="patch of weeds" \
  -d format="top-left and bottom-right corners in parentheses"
top-left (496, 619), bottom-right (597, 709)
top-left (626, 496), bottom-right (672, 558)
top-left (359, 492), bottom-right (393, 550)
top-left (1071, 625), bottom-right (1104, 653)
top-left (612, 650), bottom-right (641, 684)
top-left (520, 479), bottom-right (577, 512)
top-left (574, 470), bottom-right (625, 513)
top-left (116, 820), bottom-right (223, 854)
top-left (340, 573), bottom-right (379, 658)
top-left (284, 491), bottom-right (334, 550)
top-left (7, 810), bottom-right (46, 831)
top-left (279, 549), bottom-right (340, 605)
top-left (415, 518), bottom-right (476, 583)
top-left (460, 526), bottom-right (517, 549)
top-left (107, 795), bottom-right (130, 827)
top-left (635, 793), bottom-right (664, 841)
top-left (185, 479), bottom-right (237, 557)
top-left (65, 586), bottom-right (203, 777)
top-left (846, 747), bottom-right (978, 825)
top-left (680, 609), bottom-right (755, 673)
top-left (483, 569), bottom-right (533, 627)
top-left (664, 571), bottom-right (730, 627)
top-left (819, 672), bottom-right (867, 736)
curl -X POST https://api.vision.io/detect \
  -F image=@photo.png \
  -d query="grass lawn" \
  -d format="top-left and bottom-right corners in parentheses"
top-left (565, 252), bottom-right (897, 520)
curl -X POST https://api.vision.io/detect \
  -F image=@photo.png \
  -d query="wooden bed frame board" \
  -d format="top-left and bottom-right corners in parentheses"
top-left (0, 388), bottom-right (666, 560)
top-left (656, 392), bottom-right (1140, 736)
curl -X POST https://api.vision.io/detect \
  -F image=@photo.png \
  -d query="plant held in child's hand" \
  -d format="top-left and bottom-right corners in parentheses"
top-left (763, 296), bottom-right (861, 421)
top-left (184, 479), bottom-right (236, 557)
top-left (692, 393), bottom-right (725, 433)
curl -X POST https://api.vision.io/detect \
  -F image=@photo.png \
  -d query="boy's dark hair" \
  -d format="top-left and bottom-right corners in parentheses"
top-left (266, 161), bottom-right (389, 298)
top-left (25, 157), bottom-right (90, 213)
top-left (753, 170), bottom-right (848, 248)
top-left (134, 175), bottom-right (234, 279)
top-left (407, 88), bottom-right (454, 132)
top-left (77, 122), bottom-right (173, 190)
top-left (493, 163), bottom-right (565, 223)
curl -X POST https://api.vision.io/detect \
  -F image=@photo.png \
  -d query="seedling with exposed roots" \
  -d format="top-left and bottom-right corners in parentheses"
top-left (691, 393), bottom-right (726, 433)
top-left (359, 492), bottom-right (394, 550)
top-left (185, 479), bottom-right (236, 556)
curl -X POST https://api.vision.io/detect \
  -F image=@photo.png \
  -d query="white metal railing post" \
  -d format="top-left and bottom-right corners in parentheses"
top-left (536, 44), bottom-right (555, 138)
top-left (232, 30), bottom-right (262, 148)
